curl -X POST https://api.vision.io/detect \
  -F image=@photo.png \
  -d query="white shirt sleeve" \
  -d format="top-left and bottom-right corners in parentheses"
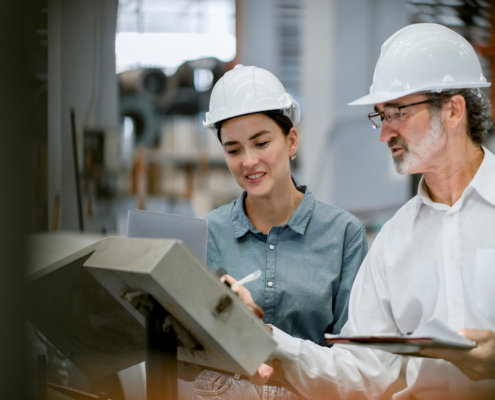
top-left (268, 232), bottom-right (404, 399)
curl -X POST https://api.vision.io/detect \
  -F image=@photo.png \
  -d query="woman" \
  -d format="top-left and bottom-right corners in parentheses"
top-left (193, 65), bottom-right (367, 400)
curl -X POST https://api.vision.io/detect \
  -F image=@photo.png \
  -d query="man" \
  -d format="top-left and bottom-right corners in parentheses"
top-left (232, 23), bottom-right (495, 399)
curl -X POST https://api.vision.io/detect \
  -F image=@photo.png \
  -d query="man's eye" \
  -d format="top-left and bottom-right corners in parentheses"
top-left (227, 149), bottom-right (239, 155)
top-left (256, 141), bottom-right (269, 147)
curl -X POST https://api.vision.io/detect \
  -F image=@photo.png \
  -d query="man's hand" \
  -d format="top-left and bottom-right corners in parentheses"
top-left (419, 329), bottom-right (495, 381)
top-left (221, 274), bottom-right (264, 320)
top-left (249, 360), bottom-right (285, 386)
top-left (249, 363), bottom-right (274, 385)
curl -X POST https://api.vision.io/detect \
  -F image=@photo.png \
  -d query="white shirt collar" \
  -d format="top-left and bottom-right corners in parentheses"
top-left (413, 146), bottom-right (495, 218)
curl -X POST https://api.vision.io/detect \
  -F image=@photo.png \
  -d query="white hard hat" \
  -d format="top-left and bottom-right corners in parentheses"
top-left (204, 64), bottom-right (300, 135)
top-left (349, 23), bottom-right (490, 106)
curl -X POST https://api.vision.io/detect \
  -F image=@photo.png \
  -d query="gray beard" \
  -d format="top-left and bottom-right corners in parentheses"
top-left (392, 114), bottom-right (445, 175)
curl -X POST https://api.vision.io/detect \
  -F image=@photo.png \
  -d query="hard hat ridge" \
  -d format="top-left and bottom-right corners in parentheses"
top-left (204, 64), bottom-right (300, 136)
top-left (349, 23), bottom-right (490, 106)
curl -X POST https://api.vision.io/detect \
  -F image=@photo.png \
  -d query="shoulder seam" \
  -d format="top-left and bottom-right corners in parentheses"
top-left (344, 225), bottom-right (365, 253)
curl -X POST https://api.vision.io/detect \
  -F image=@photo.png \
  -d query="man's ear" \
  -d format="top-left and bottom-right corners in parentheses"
top-left (444, 94), bottom-right (467, 130)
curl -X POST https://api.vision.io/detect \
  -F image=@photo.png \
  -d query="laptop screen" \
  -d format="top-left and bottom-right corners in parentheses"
top-left (126, 209), bottom-right (208, 264)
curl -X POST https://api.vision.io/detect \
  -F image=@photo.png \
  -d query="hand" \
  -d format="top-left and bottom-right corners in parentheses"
top-left (249, 363), bottom-right (273, 385)
top-left (221, 275), bottom-right (265, 320)
top-left (249, 360), bottom-right (285, 386)
top-left (419, 329), bottom-right (495, 381)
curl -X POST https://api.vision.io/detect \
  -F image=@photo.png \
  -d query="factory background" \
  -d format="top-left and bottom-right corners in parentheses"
top-left (1, 0), bottom-right (494, 398)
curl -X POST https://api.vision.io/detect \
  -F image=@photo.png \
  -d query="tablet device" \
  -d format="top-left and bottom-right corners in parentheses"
top-left (127, 209), bottom-right (208, 264)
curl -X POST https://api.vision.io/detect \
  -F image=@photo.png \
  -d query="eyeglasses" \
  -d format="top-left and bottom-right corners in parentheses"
top-left (368, 99), bottom-right (435, 129)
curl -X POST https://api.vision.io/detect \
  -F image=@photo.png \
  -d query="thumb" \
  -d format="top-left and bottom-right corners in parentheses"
top-left (456, 329), bottom-right (485, 343)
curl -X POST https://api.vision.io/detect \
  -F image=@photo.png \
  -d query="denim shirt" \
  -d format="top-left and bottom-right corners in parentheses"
top-left (202, 187), bottom-right (367, 345)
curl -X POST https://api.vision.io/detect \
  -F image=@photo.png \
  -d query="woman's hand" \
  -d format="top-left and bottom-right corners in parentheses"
top-left (221, 274), bottom-right (265, 320)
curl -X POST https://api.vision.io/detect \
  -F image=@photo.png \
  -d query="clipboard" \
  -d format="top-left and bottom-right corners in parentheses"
top-left (324, 334), bottom-right (476, 357)
top-left (324, 319), bottom-right (476, 357)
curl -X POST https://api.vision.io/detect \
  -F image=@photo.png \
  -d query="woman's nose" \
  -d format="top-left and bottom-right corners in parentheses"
top-left (242, 149), bottom-right (259, 168)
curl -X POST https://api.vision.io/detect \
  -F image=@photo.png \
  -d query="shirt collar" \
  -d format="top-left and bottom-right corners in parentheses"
top-left (231, 186), bottom-right (316, 238)
top-left (470, 146), bottom-right (495, 207)
top-left (413, 146), bottom-right (495, 218)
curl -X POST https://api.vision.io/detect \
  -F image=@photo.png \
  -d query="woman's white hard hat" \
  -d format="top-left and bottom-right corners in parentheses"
top-left (204, 64), bottom-right (300, 136)
top-left (349, 23), bottom-right (490, 106)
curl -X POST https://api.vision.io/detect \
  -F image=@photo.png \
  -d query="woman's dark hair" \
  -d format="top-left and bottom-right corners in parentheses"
top-left (215, 112), bottom-right (294, 142)
top-left (425, 88), bottom-right (492, 145)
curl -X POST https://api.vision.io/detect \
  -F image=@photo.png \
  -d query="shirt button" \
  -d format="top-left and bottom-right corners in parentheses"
top-left (267, 281), bottom-right (274, 287)
top-left (453, 298), bottom-right (458, 305)
top-left (269, 245), bottom-right (274, 250)
top-left (450, 253), bottom-right (454, 260)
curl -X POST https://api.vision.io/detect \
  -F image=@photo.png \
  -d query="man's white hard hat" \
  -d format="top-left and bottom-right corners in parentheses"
top-left (349, 23), bottom-right (490, 106)
top-left (204, 64), bottom-right (300, 136)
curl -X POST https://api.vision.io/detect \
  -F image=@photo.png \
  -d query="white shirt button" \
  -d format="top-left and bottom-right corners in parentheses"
top-left (269, 245), bottom-right (274, 250)
top-left (450, 253), bottom-right (454, 260)
top-left (267, 281), bottom-right (274, 287)
top-left (453, 298), bottom-right (458, 305)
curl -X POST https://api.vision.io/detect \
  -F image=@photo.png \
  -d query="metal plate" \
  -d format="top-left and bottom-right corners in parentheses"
top-left (26, 241), bottom-right (146, 380)
top-left (84, 237), bottom-right (276, 376)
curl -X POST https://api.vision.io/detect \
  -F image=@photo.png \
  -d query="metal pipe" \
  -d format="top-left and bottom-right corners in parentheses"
top-left (145, 306), bottom-right (178, 400)
top-left (70, 109), bottom-right (84, 232)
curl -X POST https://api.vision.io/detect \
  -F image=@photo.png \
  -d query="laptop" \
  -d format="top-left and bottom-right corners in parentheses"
top-left (126, 209), bottom-right (208, 264)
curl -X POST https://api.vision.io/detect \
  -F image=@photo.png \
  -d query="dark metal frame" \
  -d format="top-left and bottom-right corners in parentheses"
top-left (368, 99), bottom-right (436, 129)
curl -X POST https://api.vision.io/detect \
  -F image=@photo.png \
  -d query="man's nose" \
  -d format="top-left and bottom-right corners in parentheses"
top-left (379, 121), bottom-right (399, 143)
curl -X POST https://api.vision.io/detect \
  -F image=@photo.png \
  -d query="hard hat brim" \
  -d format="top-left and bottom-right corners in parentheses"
top-left (348, 83), bottom-right (491, 106)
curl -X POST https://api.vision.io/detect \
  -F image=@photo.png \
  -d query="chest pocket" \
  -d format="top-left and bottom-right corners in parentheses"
top-left (475, 249), bottom-right (495, 320)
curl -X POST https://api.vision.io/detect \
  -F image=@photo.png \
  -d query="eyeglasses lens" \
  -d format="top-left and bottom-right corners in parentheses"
top-left (370, 115), bottom-right (382, 129)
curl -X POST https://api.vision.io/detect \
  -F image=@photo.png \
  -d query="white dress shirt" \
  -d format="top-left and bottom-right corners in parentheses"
top-left (269, 147), bottom-right (495, 400)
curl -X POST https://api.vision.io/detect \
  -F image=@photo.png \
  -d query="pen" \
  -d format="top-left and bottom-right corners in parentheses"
top-left (231, 269), bottom-right (262, 289)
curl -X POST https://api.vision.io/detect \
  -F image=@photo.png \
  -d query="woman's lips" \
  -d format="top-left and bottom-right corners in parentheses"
top-left (245, 172), bottom-right (266, 183)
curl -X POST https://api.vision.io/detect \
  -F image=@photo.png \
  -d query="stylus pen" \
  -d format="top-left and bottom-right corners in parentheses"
top-left (231, 269), bottom-right (262, 289)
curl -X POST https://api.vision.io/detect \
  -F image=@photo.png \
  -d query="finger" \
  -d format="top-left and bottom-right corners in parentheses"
top-left (248, 372), bottom-right (266, 386)
top-left (272, 359), bottom-right (285, 381)
top-left (419, 347), bottom-right (467, 362)
top-left (249, 364), bottom-right (273, 386)
top-left (457, 329), bottom-right (491, 344)
top-left (258, 363), bottom-right (274, 380)
top-left (247, 303), bottom-right (265, 320)
top-left (222, 274), bottom-right (238, 286)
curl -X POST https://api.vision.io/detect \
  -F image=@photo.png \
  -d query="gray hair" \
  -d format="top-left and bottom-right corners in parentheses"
top-left (425, 88), bottom-right (492, 145)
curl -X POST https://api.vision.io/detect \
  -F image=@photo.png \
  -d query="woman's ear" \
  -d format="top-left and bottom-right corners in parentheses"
top-left (287, 127), bottom-right (298, 151)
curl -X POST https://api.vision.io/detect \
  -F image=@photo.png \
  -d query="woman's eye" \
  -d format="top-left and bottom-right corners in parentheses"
top-left (256, 141), bottom-right (269, 147)
top-left (227, 149), bottom-right (239, 155)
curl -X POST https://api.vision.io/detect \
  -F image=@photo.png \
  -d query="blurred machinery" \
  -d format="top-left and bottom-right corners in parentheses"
top-left (81, 56), bottom-right (243, 229)
top-left (118, 58), bottom-right (225, 147)
top-left (407, 0), bottom-right (494, 117)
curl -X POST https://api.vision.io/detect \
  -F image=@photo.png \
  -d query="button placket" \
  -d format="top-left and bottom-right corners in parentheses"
top-left (442, 211), bottom-right (464, 330)
top-left (264, 228), bottom-right (279, 324)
